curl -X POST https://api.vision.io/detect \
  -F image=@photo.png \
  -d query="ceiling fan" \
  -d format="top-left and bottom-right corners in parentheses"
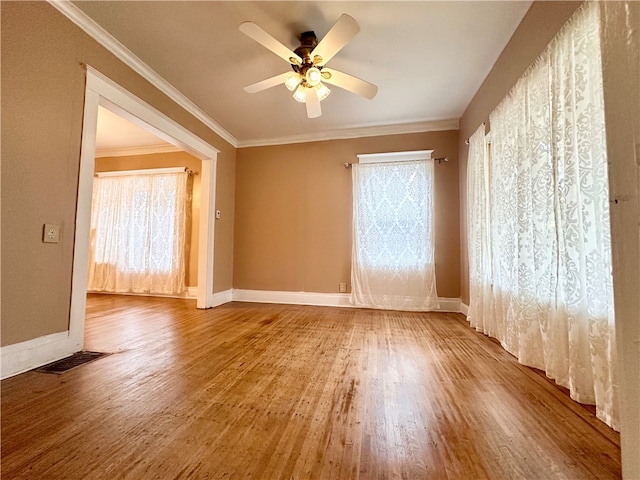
top-left (239, 14), bottom-right (378, 119)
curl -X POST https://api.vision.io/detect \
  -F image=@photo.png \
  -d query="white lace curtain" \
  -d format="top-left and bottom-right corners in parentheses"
top-left (88, 169), bottom-right (188, 296)
top-left (467, 3), bottom-right (618, 428)
top-left (351, 160), bottom-right (438, 311)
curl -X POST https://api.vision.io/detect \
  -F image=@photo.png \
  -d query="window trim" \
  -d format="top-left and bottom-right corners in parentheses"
top-left (95, 167), bottom-right (186, 177)
top-left (357, 150), bottom-right (433, 164)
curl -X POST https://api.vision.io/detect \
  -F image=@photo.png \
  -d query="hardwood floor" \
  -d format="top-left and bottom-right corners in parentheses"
top-left (1, 295), bottom-right (621, 479)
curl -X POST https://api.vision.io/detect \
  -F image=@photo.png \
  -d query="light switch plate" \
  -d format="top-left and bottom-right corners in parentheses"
top-left (43, 224), bottom-right (60, 243)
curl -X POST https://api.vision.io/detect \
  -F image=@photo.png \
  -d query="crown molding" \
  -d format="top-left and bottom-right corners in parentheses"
top-left (95, 143), bottom-right (181, 158)
top-left (48, 1), bottom-right (460, 149)
top-left (47, 0), bottom-right (239, 148)
top-left (237, 119), bottom-right (460, 148)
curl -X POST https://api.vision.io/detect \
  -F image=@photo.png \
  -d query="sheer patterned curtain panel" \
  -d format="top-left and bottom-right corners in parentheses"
top-left (88, 169), bottom-right (188, 296)
top-left (467, 3), bottom-right (618, 428)
top-left (351, 156), bottom-right (438, 311)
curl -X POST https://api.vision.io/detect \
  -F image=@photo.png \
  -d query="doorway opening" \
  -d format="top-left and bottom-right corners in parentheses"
top-left (69, 66), bottom-right (219, 351)
top-left (91, 106), bottom-right (202, 298)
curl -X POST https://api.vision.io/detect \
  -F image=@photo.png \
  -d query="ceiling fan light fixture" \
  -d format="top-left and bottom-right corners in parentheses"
top-left (240, 14), bottom-right (378, 117)
top-left (284, 72), bottom-right (301, 91)
top-left (305, 66), bottom-right (322, 87)
top-left (292, 84), bottom-right (307, 103)
top-left (315, 83), bottom-right (331, 101)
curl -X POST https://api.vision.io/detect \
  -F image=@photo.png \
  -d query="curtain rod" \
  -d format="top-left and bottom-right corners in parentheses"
top-left (465, 120), bottom-right (490, 145)
top-left (95, 167), bottom-right (195, 177)
top-left (344, 157), bottom-right (448, 168)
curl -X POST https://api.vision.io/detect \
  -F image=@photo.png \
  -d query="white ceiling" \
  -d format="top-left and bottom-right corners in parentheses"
top-left (75, 1), bottom-right (532, 147)
top-left (95, 106), bottom-right (174, 156)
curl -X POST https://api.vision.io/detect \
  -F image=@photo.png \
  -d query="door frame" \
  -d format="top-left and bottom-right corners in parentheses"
top-left (69, 66), bottom-right (219, 348)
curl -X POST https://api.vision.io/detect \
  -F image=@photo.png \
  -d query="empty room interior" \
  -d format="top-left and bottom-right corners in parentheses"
top-left (2, 1), bottom-right (638, 479)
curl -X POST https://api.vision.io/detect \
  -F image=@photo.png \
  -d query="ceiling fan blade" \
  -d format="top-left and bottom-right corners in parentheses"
top-left (243, 73), bottom-right (289, 93)
top-left (312, 14), bottom-right (359, 65)
top-left (306, 88), bottom-right (322, 118)
top-left (239, 22), bottom-right (302, 65)
top-left (322, 68), bottom-right (378, 100)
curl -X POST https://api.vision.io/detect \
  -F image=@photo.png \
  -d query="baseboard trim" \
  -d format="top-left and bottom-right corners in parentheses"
top-left (436, 297), bottom-right (463, 313)
top-left (186, 286), bottom-right (198, 299)
top-left (210, 289), bottom-right (233, 308)
top-left (232, 289), bottom-right (464, 313)
top-left (233, 289), bottom-right (353, 308)
top-left (1, 290), bottom-right (463, 379)
top-left (1, 331), bottom-right (80, 380)
top-left (460, 302), bottom-right (469, 316)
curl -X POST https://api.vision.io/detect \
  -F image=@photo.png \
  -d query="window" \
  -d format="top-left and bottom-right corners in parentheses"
top-left (350, 151), bottom-right (438, 311)
top-left (88, 168), bottom-right (188, 296)
top-left (466, 3), bottom-right (617, 428)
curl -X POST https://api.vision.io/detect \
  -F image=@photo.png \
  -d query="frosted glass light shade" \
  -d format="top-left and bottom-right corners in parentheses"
top-left (284, 72), bottom-right (301, 91)
top-left (316, 83), bottom-right (331, 101)
top-left (292, 84), bottom-right (307, 103)
top-left (305, 67), bottom-right (322, 87)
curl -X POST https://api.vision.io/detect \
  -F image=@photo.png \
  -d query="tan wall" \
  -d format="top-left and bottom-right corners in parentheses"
top-left (95, 151), bottom-right (202, 288)
top-left (235, 131), bottom-right (460, 298)
top-left (212, 144), bottom-right (236, 294)
top-left (1, 2), bottom-right (235, 346)
top-left (457, 1), bottom-right (582, 304)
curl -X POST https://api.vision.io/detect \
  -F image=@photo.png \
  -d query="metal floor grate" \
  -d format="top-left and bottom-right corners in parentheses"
top-left (34, 351), bottom-right (110, 374)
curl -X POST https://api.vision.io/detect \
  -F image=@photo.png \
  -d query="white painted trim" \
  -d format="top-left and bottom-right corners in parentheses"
top-left (0, 289), bottom-right (459, 379)
top-left (1, 332), bottom-right (74, 379)
top-left (79, 66), bottom-right (218, 310)
top-left (211, 289), bottom-right (234, 307)
top-left (95, 167), bottom-right (186, 177)
top-left (68, 83), bottom-right (100, 349)
top-left (47, 1), bottom-right (460, 148)
top-left (186, 286), bottom-right (198, 299)
top-left (436, 298), bottom-right (463, 313)
top-left (238, 119), bottom-right (460, 148)
top-left (47, 0), bottom-right (238, 148)
top-left (460, 302), bottom-right (469, 316)
top-left (232, 289), bottom-right (464, 313)
top-left (198, 159), bottom-right (216, 309)
top-left (47, 2), bottom-right (462, 149)
top-left (233, 289), bottom-right (353, 308)
top-left (85, 68), bottom-right (220, 160)
top-left (87, 290), bottom-right (194, 300)
top-left (68, 66), bottom-right (219, 358)
top-left (357, 150), bottom-right (434, 164)
top-left (95, 143), bottom-right (180, 158)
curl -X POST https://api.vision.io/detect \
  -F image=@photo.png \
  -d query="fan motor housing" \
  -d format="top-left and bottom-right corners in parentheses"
top-left (294, 31), bottom-right (318, 63)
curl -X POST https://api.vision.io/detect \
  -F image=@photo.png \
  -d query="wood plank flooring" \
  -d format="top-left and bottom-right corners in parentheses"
top-left (1, 294), bottom-right (621, 479)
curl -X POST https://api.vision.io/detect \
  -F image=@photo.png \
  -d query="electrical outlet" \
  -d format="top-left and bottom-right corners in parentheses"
top-left (43, 224), bottom-right (60, 243)
top-left (339, 282), bottom-right (347, 293)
